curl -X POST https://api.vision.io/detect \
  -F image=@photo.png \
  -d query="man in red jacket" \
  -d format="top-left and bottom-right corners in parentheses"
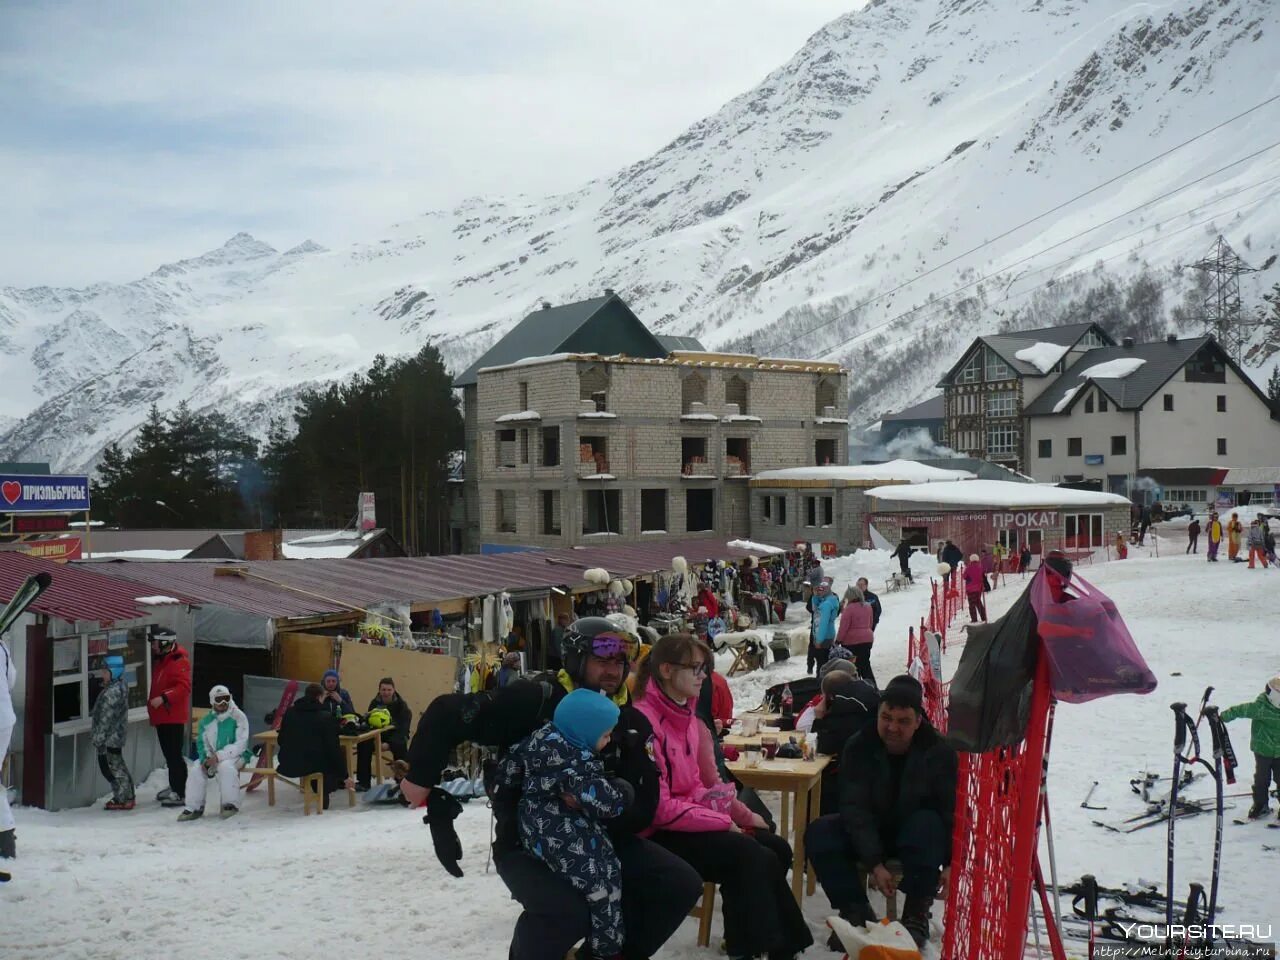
top-left (147, 628), bottom-right (191, 807)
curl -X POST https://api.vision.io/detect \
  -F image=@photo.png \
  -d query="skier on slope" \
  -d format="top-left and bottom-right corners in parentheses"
top-left (0, 624), bottom-right (16, 880)
top-left (1220, 676), bottom-right (1280, 821)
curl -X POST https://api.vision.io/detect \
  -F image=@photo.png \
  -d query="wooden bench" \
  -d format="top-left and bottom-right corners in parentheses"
top-left (238, 767), bottom-right (324, 812)
top-left (690, 882), bottom-right (717, 948)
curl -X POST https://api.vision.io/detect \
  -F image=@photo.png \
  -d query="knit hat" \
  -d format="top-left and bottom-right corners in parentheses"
top-left (553, 689), bottom-right (620, 752)
top-left (322, 669), bottom-right (340, 686)
top-left (103, 655), bottom-right (125, 680)
top-left (819, 657), bottom-right (857, 681)
top-left (882, 674), bottom-right (924, 715)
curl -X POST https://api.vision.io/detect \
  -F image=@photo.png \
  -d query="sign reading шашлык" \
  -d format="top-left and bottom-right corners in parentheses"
top-left (0, 474), bottom-right (91, 513)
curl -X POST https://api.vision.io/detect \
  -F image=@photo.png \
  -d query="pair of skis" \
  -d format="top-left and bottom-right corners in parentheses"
top-left (1166, 687), bottom-right (1237, 945)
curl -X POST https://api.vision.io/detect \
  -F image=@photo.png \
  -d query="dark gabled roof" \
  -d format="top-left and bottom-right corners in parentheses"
top-left (0, 551), bottom-right (161, 623)
top-left (1023, 336), bottom-right (1274, 417)
top-left (882, 395), bottom-right (944, 422)
top-left (656, 334), bottom-right (706, 352)
top-left (937, 322), bottom-right (1113, 387)
top-left (454, 294), bottom-right (668, 387)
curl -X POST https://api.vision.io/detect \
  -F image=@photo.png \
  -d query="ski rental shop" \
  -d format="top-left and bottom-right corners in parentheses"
top-left (864, 479), bottom-right (1132, 562)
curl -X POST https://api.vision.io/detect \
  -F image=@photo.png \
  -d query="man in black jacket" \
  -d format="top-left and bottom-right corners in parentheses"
top-left (356, 677), bottom-right (413, 791)
top-left (805, 675), bottom-right (956, 950)
top-left (812, 672), bottom-right (880, 815)
top-left (401, 617), bottom-right (702, 960)
top-left (940, 540), bottom-right (965, 589)
top-left (278, 683), bottom-right (352, 809)
top-left (890, 539), bottom-right (914, 582)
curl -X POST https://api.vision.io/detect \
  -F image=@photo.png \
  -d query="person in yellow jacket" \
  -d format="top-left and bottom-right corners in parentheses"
top-left (1226, 512), bottom-right (1244, 562)
top-left (1207, 511), bottom-right (1224, 562)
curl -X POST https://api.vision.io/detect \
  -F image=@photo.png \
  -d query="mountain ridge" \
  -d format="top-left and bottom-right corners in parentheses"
top-left (3, 0), bottom-right (1279, 472)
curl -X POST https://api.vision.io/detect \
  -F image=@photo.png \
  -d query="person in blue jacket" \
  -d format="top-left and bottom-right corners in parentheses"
top-left (499, 689), bottom-right (632, 960)
top-left (809, 577), bottom-right (842, 674)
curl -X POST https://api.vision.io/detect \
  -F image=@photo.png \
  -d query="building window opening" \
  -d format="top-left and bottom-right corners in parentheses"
top-left (682, 436), bottom-right (709, 475)
top-left (496, 429), bottom-right (517, 468)
top-left (815, 378), bottom-right (837, 417)
top-left (496, 490), bottom-right (517, 534)
top-left (725, 437), bottom-right (751, 476)
top-left (579, 435), bottom-right (608, 474)
top-left (815, 438), bottom-right (837, 465)
top-left (579, 365), bottom-right (609, 411)
top-left (541, 490), bottom-right (561, 536)
top-left (640, 489), bottom-right (667, 532)
top-left (681, 373), bottom-right (707, 414)
top-left (725, 375), bottom-right (749, 416)
top-left (686, 489), bottom-right (715, 532)
top-left (583, 489), bottom-right (620, 535)
top-left (541, 426), bottom-right (560, 467)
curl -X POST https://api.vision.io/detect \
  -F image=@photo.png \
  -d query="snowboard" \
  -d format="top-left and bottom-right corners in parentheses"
top-left (245, 680), bottom-right (299, 792)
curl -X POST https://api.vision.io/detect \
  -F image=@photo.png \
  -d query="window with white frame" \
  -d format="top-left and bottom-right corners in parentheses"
top-left (956, 353), bottom-right (982, 384)
top-left (1249, 490), bottom-right (1274, 506)
top-left (987, 391), bottom-right (1017, 418)
top-left (985, 351), bottom-right (1013, 381)
top-left (1164, 489), bottom-right (1208, 503)
top-left (987, 425), bottom-right (1019, 456)
top-left (1078, 329), bottom-right (1107, 348)
top-left (53, 627), bottom-right (153, 729)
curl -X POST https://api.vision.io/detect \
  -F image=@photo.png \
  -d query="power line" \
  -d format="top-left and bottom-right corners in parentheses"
top-left (821, 182), bottom-right (1280, 363)
top-left (758, 92), bottom-right (1280, 356)
top-left (787, 147), bottom-right (1280, 361)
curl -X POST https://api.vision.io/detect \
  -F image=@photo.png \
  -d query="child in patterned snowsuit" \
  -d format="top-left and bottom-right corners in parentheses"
top-left (499, 689), bottom-right (630, 959)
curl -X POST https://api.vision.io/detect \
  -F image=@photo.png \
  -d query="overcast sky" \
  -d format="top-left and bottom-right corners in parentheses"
top-left (0, 1), bottom-right (860, 287)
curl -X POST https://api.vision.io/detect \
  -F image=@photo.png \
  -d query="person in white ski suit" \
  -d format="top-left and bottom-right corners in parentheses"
top-left (0, 630), bottom-right (16, 878)
top-left (179, 685), bottom-right (251, 820)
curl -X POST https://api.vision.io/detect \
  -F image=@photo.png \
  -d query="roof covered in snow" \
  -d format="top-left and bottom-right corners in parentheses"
top-left (1022, 336), bottom-right (1265, 416)
top-left (1014, 342), bottom-right (1072, 374)
top-left (751, 459), bottom-right (974, 487)
top-left (937, 322), bottom-right (1113, 386)
top-left (865, 479), bottom-right (1130, 509)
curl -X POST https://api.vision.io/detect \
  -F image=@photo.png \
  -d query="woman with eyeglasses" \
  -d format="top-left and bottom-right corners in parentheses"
top-left (634, 634), bottom-right (813, 960)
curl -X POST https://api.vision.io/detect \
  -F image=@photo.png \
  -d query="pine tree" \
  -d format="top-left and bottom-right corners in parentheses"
top-left (1268, 367), bottom-right (1280, 409)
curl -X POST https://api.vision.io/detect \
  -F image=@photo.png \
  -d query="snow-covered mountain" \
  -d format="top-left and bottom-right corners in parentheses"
top-left (4, 0), bottom-right (1280, 472)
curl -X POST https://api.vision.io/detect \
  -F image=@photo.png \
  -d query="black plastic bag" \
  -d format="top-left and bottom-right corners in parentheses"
top-left (946, 583), bottom-right (1038, 753)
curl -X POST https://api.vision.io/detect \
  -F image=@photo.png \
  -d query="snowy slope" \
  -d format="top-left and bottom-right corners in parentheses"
top-left (4, 0), bottom-right (1280, 471)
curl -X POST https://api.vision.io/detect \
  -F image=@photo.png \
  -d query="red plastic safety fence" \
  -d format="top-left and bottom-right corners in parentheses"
top-left (941, 654), bottom-right (1055, 960)
top-left (906, 624), bottom-right (949, 732)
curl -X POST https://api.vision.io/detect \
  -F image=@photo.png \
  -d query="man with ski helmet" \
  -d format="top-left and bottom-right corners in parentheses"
top-left (355, 676), bottom-right (413, 792)
top-left (146, 627), bottom-right (191, 808)
top-left (401, 616), bottom-right (702, 960)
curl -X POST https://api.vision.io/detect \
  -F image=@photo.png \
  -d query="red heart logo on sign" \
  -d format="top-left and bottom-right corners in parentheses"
top-left (1, 480), bottom-right (21, 505)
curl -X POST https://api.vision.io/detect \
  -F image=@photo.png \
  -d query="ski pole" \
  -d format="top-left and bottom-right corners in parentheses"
top-left (1081, 873), bottom-right (1098, 960)
top-left (1203, 706), bottom-right (1229, 931)
top-left (1167, 702), bottom-right (1189, 932)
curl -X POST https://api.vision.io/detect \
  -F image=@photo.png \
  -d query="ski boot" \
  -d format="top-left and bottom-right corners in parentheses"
top-left (1247, 802), bottom-right (1271, 820)
top-left (900, 895), bottom-right (933, 950)
top-left (826, 902), bottom-right (878, 950)
top-left (219, 804), bottom-right (239, 820)
top-left (0, 828), bottom-right (14, 882)
top-left (176, 809), bottom-right (203, 822)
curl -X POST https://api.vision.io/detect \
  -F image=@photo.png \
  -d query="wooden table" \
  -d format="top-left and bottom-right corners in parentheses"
top-left (724, 755), bottom-right (829, 902)
top-left (254, 726), bottom-right (393, 808)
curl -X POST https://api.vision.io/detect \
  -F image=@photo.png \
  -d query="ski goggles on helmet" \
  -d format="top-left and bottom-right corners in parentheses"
top-left (589, 632), bottom-right (636, 662)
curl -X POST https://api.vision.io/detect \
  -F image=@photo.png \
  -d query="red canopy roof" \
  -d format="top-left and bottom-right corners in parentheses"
top-left (0, 552), bottom-right (157, 624)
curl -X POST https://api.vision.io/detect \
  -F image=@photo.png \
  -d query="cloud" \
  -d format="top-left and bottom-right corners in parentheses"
top-left (0, 0), bottom-right (860, 286)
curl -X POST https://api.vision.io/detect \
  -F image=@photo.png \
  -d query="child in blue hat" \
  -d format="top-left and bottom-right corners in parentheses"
top-left (92, 655), bottom-right (135, 810)
top-left (498, 689), bottom-right (632, 959)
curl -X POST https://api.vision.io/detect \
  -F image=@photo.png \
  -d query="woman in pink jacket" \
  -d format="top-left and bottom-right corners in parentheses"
top-left (635, 634), bottom-right (812, 960)
top-left (963, 553), bottom-right (988, 623)
top-left (835, 585), bottom-right (877, 687)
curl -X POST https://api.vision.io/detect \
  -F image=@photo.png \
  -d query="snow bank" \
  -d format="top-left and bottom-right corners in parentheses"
top-left (1077, 357), bottom-right (1147, 379)
top-left (1014, 341), bottom-right (1070, 374)
top-left (281, 543), bottom-right (359, 559)
top-left (865, 478), bottom-right (1130, 507)
top-left (753, 459), bottom-right (974, 484)
top-left (134, 595), bottom-right (182, 605)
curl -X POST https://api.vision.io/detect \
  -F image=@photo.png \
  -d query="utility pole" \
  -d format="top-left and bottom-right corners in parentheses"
top-left (1189, 235), bottom-right (1259, 363)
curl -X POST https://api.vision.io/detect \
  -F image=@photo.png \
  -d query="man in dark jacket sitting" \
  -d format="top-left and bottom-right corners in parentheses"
top-left (278, 683), bottom-right (352, 809)
top-left (356, 677), bottom-right (413, 791)
top-left (805, 674), bottom-right (957, 950)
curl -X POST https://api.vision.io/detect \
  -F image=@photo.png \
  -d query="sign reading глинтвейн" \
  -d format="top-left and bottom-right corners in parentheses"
top-left (0, 474), bottom-right (91, 513)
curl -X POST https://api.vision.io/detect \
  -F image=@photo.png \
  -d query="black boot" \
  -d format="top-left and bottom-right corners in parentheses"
top-left (0, 828), bottom-right (14, 882)
top-left (826, 902), bottom-right (878, 951)
top-left (900, 895), bottom-right (933, 949)
top-left (1246, 802), bottom-right (1270, 820)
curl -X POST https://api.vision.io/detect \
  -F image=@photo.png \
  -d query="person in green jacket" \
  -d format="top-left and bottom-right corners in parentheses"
top-left (1221, 675), bottom-right (1280, 820)
top-left (179, 684), bottom-right (252, 821)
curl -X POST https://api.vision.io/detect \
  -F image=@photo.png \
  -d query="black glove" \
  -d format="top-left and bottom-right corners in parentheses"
top-left (609, 777), bottom-right (636, 810)
top-left (423, 789), bottom-right (464, 878)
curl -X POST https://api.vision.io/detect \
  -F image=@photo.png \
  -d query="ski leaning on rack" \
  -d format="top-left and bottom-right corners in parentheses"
top-left (245, 680), bottom-right (299, 792)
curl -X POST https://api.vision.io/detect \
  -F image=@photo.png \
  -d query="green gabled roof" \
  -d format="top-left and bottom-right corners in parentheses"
top-left (453, 294), bottom-right (667, 387)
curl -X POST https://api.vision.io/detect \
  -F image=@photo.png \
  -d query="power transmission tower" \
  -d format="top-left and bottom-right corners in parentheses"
top-left (1189, 235), bottom-right (1258, 363)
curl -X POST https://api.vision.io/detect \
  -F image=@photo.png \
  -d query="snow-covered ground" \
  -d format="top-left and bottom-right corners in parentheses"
top-left (4, 544), bottom-right (1277, 957)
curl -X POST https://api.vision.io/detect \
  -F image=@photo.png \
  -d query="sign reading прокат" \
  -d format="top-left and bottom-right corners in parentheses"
top-left (0, 474), bottom-right (91, 513)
